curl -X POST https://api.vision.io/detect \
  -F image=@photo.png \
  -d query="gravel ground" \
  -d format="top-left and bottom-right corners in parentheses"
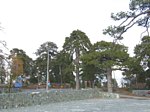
top-left (1, 98), bottom-right (150, 112)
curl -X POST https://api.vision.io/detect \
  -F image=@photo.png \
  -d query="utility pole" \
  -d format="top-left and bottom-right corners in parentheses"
top-left (46, 50), bottom-right (49, 91)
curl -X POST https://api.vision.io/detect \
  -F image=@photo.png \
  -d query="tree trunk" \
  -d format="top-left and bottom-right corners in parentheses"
top-left (76, 69), bottom-right (80, 90)
top-left (84, 81), bottom-right (87, 88)
top-left (107, 67), bottom-right (113, 93)
top-left (59, 65), bottom-right (63, 86)
top-left (92, 81), bottom-right (95, 88)
top-left (88, 80), bottom-right (91, 88)
top-left (75, 48), bottom-right (80, 90)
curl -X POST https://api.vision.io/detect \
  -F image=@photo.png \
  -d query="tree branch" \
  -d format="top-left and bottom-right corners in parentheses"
top-left (117, 10), bottom-right (150, 38)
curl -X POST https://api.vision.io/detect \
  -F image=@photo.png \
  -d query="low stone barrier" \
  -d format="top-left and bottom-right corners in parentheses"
top-left (132, 90), bottom-right (150, 97)
top-left (0, 89), bottom-right (119, 109)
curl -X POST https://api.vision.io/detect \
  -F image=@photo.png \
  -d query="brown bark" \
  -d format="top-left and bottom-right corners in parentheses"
top-left (84, 81), bottom-right (87, 88)
top-left (107, 67), bottom-right (113, 93)
top-left (75, 48), bottom-right (80, 90)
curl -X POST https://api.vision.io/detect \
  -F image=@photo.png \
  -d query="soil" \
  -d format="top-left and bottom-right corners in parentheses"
top-left (115, 88), bottom-right (135, 96)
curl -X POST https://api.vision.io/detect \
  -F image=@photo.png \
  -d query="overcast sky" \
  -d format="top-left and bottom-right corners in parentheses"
top-left (0, 0), bottom-right (137, 58)
top-left (1, 0), bottom-right (145, 85)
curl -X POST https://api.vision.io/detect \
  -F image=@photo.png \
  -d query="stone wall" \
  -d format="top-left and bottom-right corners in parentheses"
top-left (0, 89), bottom-right (119, 109)
top-left (132, 90), bottom-right (150, 96)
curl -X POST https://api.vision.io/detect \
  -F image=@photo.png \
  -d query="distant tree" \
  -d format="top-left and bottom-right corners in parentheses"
top-left (52, 51), bottom-right (75, 86)
top-left (0, 41), bottom-right (8, 84)
top-left (81, 50), bottom-right (105, 88)
top-left (0, 25), bottom-right (10, 84)
top-left (134, 36), bottom-right (150, 88)
top-left (122, 56), bottom-right (145, 88)
top-left (28, 60), bottom-right (38, 84)
top-left (10, 48), bottom-right (33, 77)
top-left (35, 41), bottom-right (58, 83)
top-left (63, 29), bottom-right (92, 89)
top-left (0, 55), bottom-right (6, 84)
top-left (82, 41), bottom-right (129, 92)
top-left (11, 55), bottom-right (23, 78)
top-left (103, 0), bottom-right (150, 40)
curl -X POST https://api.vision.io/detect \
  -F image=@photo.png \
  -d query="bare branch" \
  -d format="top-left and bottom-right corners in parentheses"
top-left (117, 10), bottom-right (150, 39)
top-left (119, 17), bottom-right (130, 26)
top-left (0, 23), bottom-right (4, 31)
top-left (0, 40), bottom-right (8, 50)
top-left (120, 10), bottom-right (148, 27)
top-left (118, 21), bottom-right (137, 39)
top-left (145, 22), bottom-right (149, 36)
top-left (140, 29), bottom-right (147, 39)
top-left (123, 21), bottom-right (137, 33)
